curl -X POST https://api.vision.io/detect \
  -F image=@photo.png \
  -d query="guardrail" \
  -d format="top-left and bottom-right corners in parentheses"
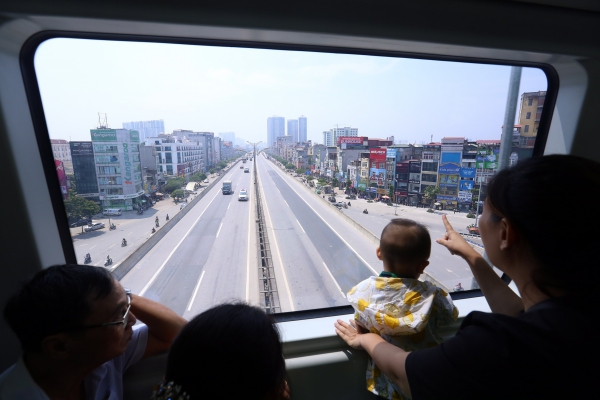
top-left (111, 161), bottom-right (239, 280)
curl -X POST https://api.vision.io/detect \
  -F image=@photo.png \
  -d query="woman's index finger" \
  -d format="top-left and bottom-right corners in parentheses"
top-left (442, 215), bottom-right (455, 231)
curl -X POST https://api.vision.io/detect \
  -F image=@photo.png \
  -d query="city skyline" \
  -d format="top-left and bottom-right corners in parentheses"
top-left (35, 38), bottom-right (547, 145)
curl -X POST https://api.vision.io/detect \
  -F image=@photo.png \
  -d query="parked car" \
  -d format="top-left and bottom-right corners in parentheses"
top-left (240, 165), bottom-right (244, 169)
top-left (203, 179), bottom-right (209, 183)
top-left (70, 218), bottom-right (92, 228)
top-left (238, 189), bottom-right (248, 201)
top-left (84, 222), bottom-right (105, 232)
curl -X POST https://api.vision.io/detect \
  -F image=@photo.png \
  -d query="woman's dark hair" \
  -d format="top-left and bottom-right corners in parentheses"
top-left (165, 302), bottom-right (286, 400)
top-left (486, 155), bottom-right (600, 299)
top-left (3, 264), bottom-right (115, 352)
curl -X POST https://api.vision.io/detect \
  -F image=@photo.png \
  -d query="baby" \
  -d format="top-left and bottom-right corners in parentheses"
top-left (347, 218), bottom-right (458, 400)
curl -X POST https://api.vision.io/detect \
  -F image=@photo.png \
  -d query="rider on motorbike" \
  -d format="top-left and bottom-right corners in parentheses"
top-left (122, 238), bottom-right (127, 246)
top-left (105, 255), bottom-right (112, 265)
top-left (363, 209), bottom-right (368, 214)
top-left (152, 227), bottom-right (156, 233)
top-left (85, 253), bottom-right (91, 262)
top-left (166, 214), bottom-right (169, 220)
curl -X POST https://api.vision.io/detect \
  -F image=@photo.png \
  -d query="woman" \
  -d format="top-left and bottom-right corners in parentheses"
top-left (152, 303), bottom-right (290, 400)
top-left (335, 155), bottom-right (599, 399)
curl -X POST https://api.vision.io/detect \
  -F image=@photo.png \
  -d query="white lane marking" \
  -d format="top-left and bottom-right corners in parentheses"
top-left (109, 244), bottom-right (115, 248)
top-left (139, 189), bottom-right (221, 297)
top-left (269, 164), bottom-right (378, 275)
top-left (227, 202), bottom-right (231, 210)
top-left (94, 261), bottom-right (101, 266)
top-left (89, 245), bottom-right (96, 249)
top-left (246, 183), bottom-right (253, 302)
top-left (187, 270), bottom-right (206, 311)
top-left (128, 232), bottom-right (132, 236)
top-left (216, 222), bottom-right (223, 238)
top-left (322, 262), bottom-right (346, 298)
top-left (256, 157), bottom-right (295, 311)
top-left (296, 219), bottom-right (306, 234)
top-left (283, 199), bottom-right (290, 208)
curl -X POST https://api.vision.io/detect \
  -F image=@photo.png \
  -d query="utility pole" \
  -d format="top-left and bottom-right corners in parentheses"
top-left (498, 67), bottom-right (522, 171)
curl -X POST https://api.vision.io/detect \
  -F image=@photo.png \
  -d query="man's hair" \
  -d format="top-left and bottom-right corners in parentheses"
top-left (3, 264), bottom-right (114, 352)
top-left (166, 302), bottom-right (286, 400)
top-left (380, 219), bottom-right (431, 267)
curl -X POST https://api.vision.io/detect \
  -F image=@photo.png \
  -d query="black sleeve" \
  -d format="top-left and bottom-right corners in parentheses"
top-left (405, 312), bottom-right (513, 400)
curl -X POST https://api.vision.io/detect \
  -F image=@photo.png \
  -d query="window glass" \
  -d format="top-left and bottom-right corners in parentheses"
top-left (34, 38), bottom-right (548, 316)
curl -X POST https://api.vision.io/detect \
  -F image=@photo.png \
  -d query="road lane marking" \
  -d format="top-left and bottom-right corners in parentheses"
top-left (227, 202), bottom-right (231, 210)
top-left (187, 270), bottom-right (206, 311)
top-left (296, 219), bottom-right (305, 234)
top-left (109, 244), bottom-right (115, 248)
top-left (89, 245), bottom-right (96, 249)
top-left (216, 222), bottom-right (223, 238)
top-left (268, 164), bottom-right (377, 275)
top-left (283, 199), bottom-right (290, 208)
top-left (322, 262), bottom-right (346, 298)
top-left (128, 232), bottom-right (132, 236)
top-left (139, 189), bottom-right (221, 297)
top-left (256, 157), bottom-right (295, 311)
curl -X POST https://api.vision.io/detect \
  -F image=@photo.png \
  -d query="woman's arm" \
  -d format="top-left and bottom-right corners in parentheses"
top-left (436, 215), bottom-right (523, 316)
top-left (130, 294), bottom-right (188, 358)
top-left (334, 319), bottom-right (412, 398)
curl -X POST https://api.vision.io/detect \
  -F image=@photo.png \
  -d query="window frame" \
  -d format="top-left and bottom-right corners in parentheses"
top-left (19, 31), bottom-right (558, 310)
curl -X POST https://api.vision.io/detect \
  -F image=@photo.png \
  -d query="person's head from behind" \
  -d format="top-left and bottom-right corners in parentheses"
top-left (3, 264), bottom-right (136, 368)
top-left (377, 218), bottom-right (431, 278)
top-left (482, 154), bottom-right (600, 301)
top-left (165, 302), bottom-right (286, 400)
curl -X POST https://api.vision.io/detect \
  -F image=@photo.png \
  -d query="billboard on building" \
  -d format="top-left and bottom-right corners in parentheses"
top-left (369, 148), bottom-right (386, 161)
top-left (409, 163), bottom-right (421, 173)
top-left (460, 167), bottom-right (476, 178)
top-left (129, 130), bottom-right (140, 143)
top-left (91, 129), bottom-right (117, 142)
top-left (55, 160), bottom-right (67, 197)
top-left (458, 191), bottom-right (473, 202)
top-left (369, 168), bottom-right (386, 186)
top-left (441, 152), bottom-right (461, 164)
top-left (460, 180), bottom-right (475, 190)
top-left (71, 141), bottom-right (94, 155)
top-left (386, 148), bottom-right (397, 159)
top-left (439, 163), bottom-right (461, 174)
top-left (338, 136), bottom-right (366, 145)
top-left (439, 174), bottom-right (459, 184)
top-left (476, 148), bottom-right (499, 169)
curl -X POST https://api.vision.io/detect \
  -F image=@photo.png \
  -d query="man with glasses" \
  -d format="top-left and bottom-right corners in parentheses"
top-left (0, 264), bottom-right (187, 400)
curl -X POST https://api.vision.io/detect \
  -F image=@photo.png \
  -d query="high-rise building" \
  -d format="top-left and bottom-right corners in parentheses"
top-left (218, 132), bottom-right (235, 143)
top-left (322, 126), bottom-right (358, 146)
top-left (90, 128), bottom-right (144, 210)
top-left (299, 116), bottom-right (307, 142)
top-left (287, 119), bottom-right (299, 142)
top-left (267, 116), bottom-right (285, 147)
top-left (51, 139), bottom-right (73, 174)
top-left (70, 141), bottom-right (99, 200)
top-left (518, 91), bottom-right (546, 137)
top-left (123, 120), bottom-right (165, 142)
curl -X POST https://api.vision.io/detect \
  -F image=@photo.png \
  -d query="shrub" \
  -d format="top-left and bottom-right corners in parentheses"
top-left (466, 213), bottom-right (476, 218)
top-left (427, 208), bottom-right (434, 213)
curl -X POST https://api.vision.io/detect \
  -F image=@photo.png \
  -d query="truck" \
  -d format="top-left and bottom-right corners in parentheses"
top-left (222, 180), bottom-right (232, 195)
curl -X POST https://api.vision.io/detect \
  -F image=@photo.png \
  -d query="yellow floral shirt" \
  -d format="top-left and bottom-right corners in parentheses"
top-left (347, 276), bottom-right (458, 399)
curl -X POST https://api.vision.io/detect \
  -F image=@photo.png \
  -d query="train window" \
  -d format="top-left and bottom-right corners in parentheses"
top-left (31, 37), bottom-right (550, 317)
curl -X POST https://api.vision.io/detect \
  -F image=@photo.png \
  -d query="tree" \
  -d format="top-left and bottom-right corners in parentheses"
top-left (285, 163), bottom-right (295, 170)
top-left (190, 172), bottom-right (207, 182)
top-left (64, 190), bottom-right (100, 231)
top-left (164, 177), bottom-right (186, 193)
top-left (296, 168), bottom-right (305, 175)
top-left (307, 175), bottom-right (315, 181)
top-left (332, 177), bottom-right (339, 187)
top-left (424, 186), bottom-right (440, 207)
top-left (171, 189), bottom-right (185, 200)
top-left (470, 187), bottom-right (480, 211)
top-left (388, 184), bottom-right (394, 202)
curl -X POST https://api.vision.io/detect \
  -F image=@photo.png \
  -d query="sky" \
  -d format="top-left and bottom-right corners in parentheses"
top-left (34, 38), bottom-right (548, 145)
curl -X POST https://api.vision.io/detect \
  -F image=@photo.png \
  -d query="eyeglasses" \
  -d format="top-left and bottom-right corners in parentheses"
top-left (66, 289), bottom-right (132, 331)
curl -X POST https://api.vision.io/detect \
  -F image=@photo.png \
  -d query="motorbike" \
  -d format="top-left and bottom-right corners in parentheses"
top-left (109, 223), bottom-right (116, 230)
top-left (84, 254), bottom-right (91, 264)
top-left (363, 209), bottom-right (369, 214)
top-left (121, 240), bottom-right (127, 247)
top-left (151, 227), bottom-right (156, 234)
top-left (453, 283), bottom-right (464, 292)
top-left (165, 214), bottom-right (169, 221)
top-left (155, 220), bottom-right (160, 228)
top-left (104, 257), bottom-right (112, 267)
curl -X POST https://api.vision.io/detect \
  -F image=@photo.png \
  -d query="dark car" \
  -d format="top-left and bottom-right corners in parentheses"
top-left (70, 218), bottom-right (92, 228)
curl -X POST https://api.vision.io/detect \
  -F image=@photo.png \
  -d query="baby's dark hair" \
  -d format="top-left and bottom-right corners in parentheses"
top-left (380, 219), bottom-right (431, 267)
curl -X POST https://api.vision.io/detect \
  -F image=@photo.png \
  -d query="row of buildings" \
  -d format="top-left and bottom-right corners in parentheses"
top-left (56, 126), bottom-right (239, 211)
top-left (270, 90), bottom-right (545, 211)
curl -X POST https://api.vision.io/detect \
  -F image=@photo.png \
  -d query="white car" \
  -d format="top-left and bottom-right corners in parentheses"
top-left (238, 189), bottom-right (248, 201)
top-left (203, 179), bottom-right (209, 183)
top-left (84, 222), bottom-right (105, 232)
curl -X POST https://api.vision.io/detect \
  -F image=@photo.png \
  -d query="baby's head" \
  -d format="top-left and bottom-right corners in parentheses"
top-left (378, 218), bottom-right (431, 279)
